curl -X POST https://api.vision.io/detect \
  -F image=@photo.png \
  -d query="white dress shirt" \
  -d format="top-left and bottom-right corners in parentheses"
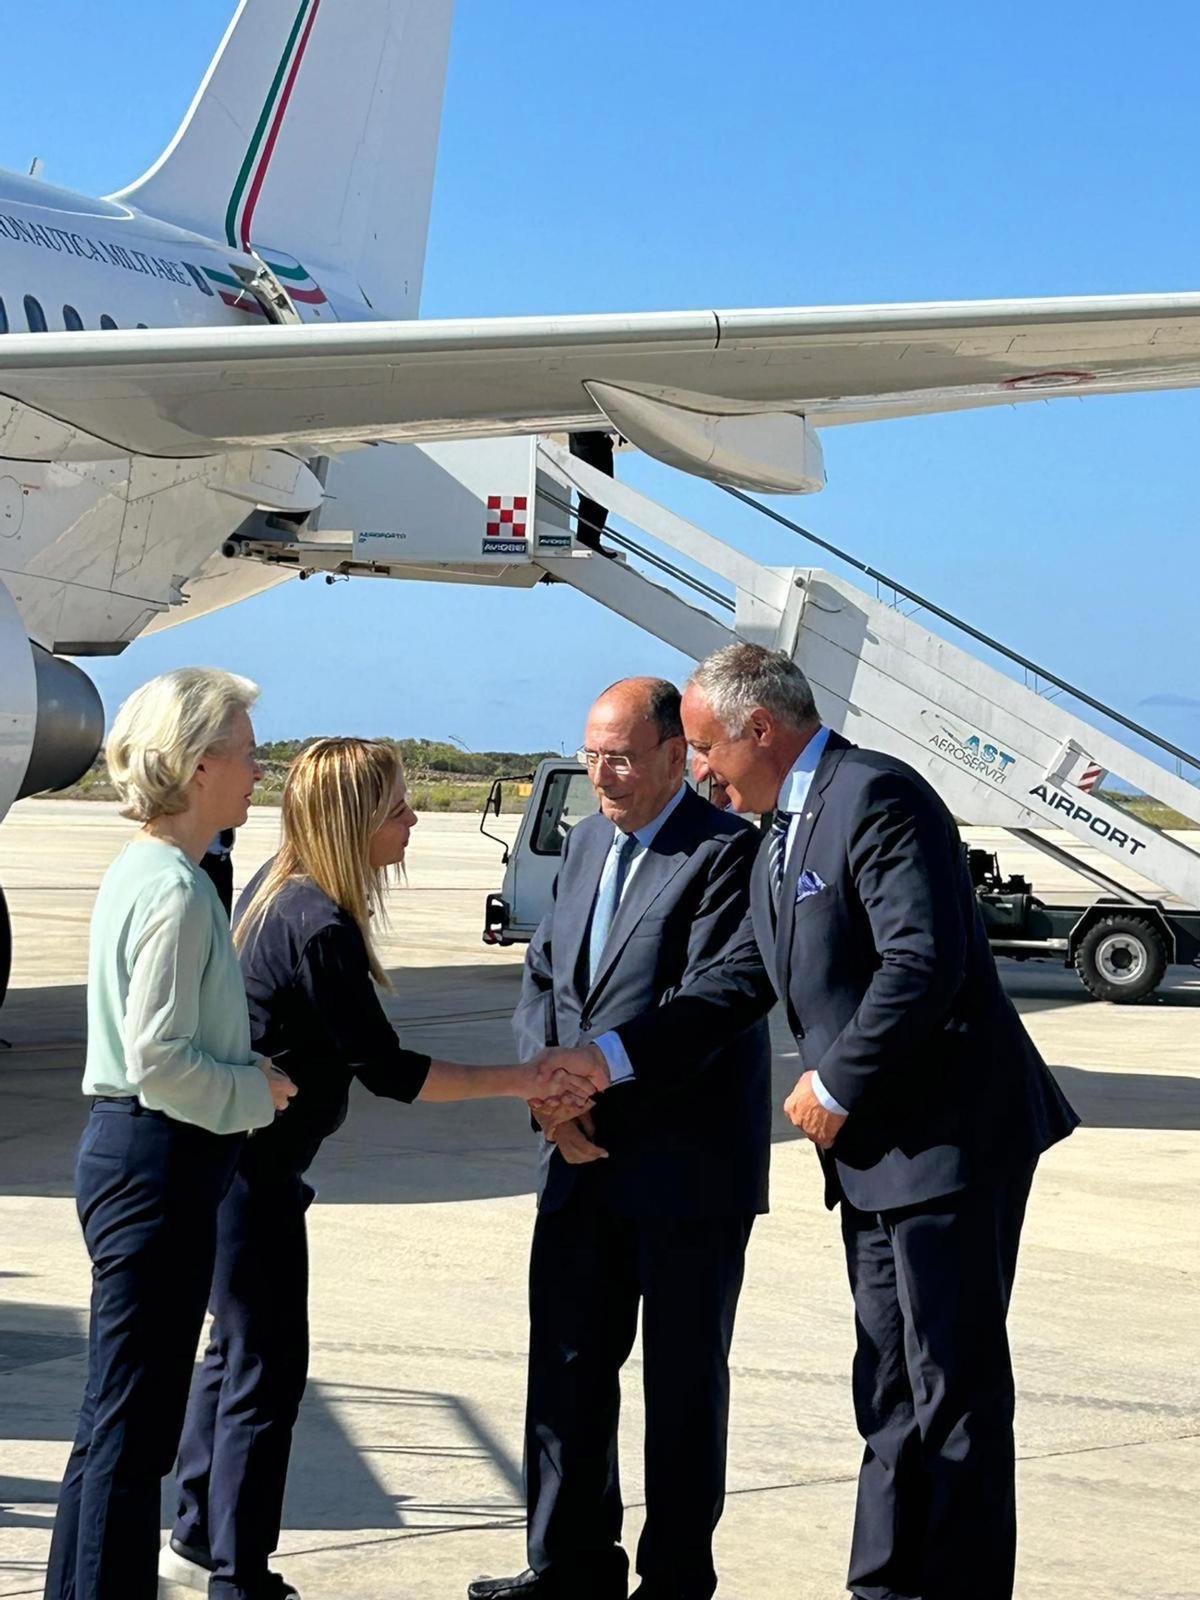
top-left (775, 727), bottom-right (848, 1116)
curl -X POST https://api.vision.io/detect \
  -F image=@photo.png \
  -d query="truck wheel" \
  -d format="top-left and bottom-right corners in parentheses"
top-left (1074, 915), bottom-right (1168, 1003)
top-left (0, 886), bottom-right (10, 1011)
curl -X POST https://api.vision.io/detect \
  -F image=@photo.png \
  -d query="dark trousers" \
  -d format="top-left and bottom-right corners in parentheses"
top-left (841, 1161), bottom-right (1036, 1600)
top-left (172, 1161), bottom-right (313, 1600)
top-left (526, 1180), bottom-right (753, 1600)
top-left (200, 851), bottom-right (234, 919)
top-left (44, 1101), bottom-right (242, 1600)
top-left (567, 431), bottom-right (614, 553)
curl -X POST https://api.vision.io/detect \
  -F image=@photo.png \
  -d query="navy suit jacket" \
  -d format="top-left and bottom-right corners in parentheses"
top-left (750, 730), bottom-right (1079, 1212)
top-left (514, 786), bottom-right (773, 1219)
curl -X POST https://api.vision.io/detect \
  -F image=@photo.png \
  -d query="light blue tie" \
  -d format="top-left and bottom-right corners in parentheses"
top-left (587, 830), bottom-right (638, 987)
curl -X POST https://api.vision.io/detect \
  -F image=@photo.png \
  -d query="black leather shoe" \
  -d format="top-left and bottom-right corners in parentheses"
top-left (468, 1573), bottom-right (543, 1600)
top-left (468, 1565), bottom-right (627, 1600)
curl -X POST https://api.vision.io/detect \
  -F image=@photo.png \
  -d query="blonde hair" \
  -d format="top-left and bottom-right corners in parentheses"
top-left (106, 667), bottom-right (259, 822)
top-left (236, 737), bottom-right (401, 987)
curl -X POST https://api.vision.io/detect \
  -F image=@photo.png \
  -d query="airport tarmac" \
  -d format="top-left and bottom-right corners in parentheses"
top-left (0, 799), bottom-right (1197, 1600)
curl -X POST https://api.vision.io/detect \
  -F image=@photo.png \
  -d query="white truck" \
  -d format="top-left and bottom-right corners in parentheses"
top-left (479, 760), bottom-right (1200, 1003)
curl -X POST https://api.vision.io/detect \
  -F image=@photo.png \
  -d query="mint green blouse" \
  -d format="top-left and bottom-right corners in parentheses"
top-left (83, 839), bottom-right (274, 1135)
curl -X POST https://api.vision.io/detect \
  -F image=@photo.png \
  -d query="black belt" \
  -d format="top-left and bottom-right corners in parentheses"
top-left (91, 1095), bottom-right (162, 1117)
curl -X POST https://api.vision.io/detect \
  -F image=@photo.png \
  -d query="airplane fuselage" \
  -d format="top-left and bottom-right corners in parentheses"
top-left (0, 169), bottom-right (365, 660)
top-left (0, 169), bottom-right (348, 335)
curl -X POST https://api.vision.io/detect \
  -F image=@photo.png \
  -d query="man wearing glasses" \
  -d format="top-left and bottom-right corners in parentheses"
top-left (470, 677), bottom-right (773, 1600)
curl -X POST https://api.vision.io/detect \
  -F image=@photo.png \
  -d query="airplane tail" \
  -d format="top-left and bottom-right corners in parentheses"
top-left (110, 0), bottom-right (453, 317)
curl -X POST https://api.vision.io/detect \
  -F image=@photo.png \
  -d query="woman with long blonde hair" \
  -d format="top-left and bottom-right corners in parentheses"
top-left (160, 738), bottom-right (589, 1600)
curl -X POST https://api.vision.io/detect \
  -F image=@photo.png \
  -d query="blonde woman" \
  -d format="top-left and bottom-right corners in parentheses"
top-left (161, 738), bottom-right (595, 1600)
top-left (44, 669), bottom-right (297, 1600)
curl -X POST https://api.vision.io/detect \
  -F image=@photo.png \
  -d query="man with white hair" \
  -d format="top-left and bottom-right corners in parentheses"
top-left (683, 643), bottom-right (1079, 1600)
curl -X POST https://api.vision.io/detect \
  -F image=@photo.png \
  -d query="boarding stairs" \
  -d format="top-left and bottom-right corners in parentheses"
top-left (226, 432), bottom-right (1200, 910)
top-left (531, 439), bottom-right (1200, 911)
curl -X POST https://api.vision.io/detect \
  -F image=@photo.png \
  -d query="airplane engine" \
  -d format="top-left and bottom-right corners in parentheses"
top-left (1, 583), bottom-right (104, 1008)
top-left (22, 646), bottom-right (106, 799)
top-left (1, 582), bottom-right (105, 823)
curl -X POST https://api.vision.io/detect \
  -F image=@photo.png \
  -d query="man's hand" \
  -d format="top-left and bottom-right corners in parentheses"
top-left (528, 1092), bottom-right (591, 1133)
top-left (783, 1070), bottom-right (847, 1150)
top-left (545, 1109), bottom-right (608, 1165)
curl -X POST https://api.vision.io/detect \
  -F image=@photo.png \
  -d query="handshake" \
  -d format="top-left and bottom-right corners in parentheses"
top-left (518, 1044), bottom-right (610, 1124)
top-left (514, 1044), bottom-right (613, 1165)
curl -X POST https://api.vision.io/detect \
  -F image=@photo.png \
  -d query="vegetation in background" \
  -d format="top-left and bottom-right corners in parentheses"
top-left (50, 739), bottom-right (562, 813)
top-left (42, 759), bottom-right (1200, 827)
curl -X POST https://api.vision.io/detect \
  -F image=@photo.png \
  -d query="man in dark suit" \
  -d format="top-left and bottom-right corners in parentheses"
top-left (469, 677), bottom-right (773, 1600)
top-left (681, 642), bottom-right (1079, 1600)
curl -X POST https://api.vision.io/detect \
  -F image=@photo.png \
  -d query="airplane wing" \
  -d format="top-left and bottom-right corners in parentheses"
top-left (5, 292), bottom-right (1200, 483)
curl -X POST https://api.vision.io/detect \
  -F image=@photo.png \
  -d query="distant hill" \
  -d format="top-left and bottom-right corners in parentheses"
top-left (48, 739), bottom-right (565, 812)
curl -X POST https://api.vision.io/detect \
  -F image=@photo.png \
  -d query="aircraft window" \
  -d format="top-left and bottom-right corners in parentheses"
top-left (136, 322), bottom-right (148, 329)
top-left (24, 295), bottom-right (47, 332)
top-left (0, 298), bottom-right (7, 334)
top-left (99, 314), bottom-right (118, 330)
top-left (63, 305), bottom-right (84, 332)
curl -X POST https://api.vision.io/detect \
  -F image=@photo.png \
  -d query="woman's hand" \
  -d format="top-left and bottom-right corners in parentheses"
top-left (257, 1057), bottom-right (298, 1113)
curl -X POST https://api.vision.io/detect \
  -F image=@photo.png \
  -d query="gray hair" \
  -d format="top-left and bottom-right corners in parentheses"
top-left (106, 667), bottom-right (259, 822)
top-left (689, 643), bottom-right (817, 736)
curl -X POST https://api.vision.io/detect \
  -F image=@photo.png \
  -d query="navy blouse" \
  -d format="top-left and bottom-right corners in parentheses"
top-left (235, 863), bottom-right (431, 1174)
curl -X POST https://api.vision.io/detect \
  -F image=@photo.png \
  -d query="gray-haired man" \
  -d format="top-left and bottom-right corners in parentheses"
top-left (683, 643), bottom-right (1078, 1600)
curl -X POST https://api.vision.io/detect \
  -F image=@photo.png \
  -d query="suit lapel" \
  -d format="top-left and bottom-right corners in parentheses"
top-left (774, 732), bottom-right (851, 985)
top-left (749, 827), bottom-right (776, 974)
top-left (585, 789), bottom-right (698, 1001)
top-left (557, 819), bottom-right (615, 1001)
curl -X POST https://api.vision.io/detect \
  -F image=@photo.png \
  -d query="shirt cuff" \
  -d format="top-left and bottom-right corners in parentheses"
top-left (594, 1030), bottom-right (636, 1085)
top-left (811, 1071), bottom-right (849, 1117)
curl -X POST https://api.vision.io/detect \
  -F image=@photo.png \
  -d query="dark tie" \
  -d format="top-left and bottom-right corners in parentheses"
top-left (769, 808), bottom-right (792, 910)
top-left (587, 830), bottom-right (638, 986)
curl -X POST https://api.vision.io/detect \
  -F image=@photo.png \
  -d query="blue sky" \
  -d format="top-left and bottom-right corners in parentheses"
top-left (3, 0), bottom-right (1199, 754)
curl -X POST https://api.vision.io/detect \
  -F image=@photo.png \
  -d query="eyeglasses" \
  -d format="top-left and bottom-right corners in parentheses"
top-left (576, 737), bottom-right (672, 778)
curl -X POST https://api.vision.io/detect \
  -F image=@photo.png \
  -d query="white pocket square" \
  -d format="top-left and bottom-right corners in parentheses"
top-left (795, 870), bottom-right (826, 902)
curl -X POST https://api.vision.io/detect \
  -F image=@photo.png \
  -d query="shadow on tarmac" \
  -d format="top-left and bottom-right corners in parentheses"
top-left (2, 964), bottom-right (1199, 1207)
top-left (0, 1296), bottom-right (522, 1539)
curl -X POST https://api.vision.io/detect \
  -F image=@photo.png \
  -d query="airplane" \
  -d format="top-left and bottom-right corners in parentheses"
top-left (4, 0), bottom-right (1200, 997)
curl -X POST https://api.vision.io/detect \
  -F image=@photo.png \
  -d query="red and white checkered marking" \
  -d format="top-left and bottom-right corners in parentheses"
top-left (1077, 763), bottom-right (1105, 793)
top-left (485, 494), bottom-right (528, 539)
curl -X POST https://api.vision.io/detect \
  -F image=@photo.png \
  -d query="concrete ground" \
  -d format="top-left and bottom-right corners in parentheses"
top-left (0, 800), bottom-right (1197, 1600)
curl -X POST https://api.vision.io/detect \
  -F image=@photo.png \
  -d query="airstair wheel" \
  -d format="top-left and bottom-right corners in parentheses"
top-left (1074, 914), bottom-right (1169, 1003)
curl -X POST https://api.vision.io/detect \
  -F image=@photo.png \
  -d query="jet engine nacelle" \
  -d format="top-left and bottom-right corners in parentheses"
top-left (1, 578), bottom-right (105, 828)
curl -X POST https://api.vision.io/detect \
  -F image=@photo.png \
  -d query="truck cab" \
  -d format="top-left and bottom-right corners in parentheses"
top-left (481, 759), bottom-right (595, 945)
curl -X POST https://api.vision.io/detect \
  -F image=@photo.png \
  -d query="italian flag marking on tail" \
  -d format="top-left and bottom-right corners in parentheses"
top-left (224, 0), bottom-right (323, 252)
top-left (203, 257), bottom-right (328, 315)
top-left (261, 257), bottom-right (328, 305)
top-left (202, 265), bottom-right (270, 316)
